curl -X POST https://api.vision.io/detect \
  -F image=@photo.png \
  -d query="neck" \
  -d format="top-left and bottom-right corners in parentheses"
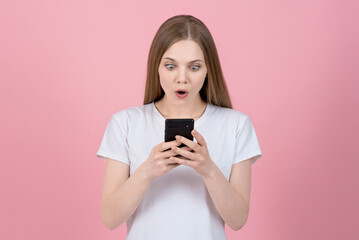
top-left (154, 95), bottom-right (207, 119)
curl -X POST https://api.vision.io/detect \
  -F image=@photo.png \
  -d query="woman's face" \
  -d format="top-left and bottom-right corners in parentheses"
top-left (158, 39), bottom-right (207, 104)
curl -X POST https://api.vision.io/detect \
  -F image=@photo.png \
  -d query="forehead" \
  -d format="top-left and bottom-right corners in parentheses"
top-left (162, 40), bottom-right (204, 61)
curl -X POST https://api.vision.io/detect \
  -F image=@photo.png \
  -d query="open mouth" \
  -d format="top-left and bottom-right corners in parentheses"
top-left (176, 89), bottom-right (188, 94)
top-left (175, 90), bottom-right (188, 98)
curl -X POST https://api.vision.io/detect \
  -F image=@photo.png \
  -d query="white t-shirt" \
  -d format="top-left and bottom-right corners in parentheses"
top-left (96, 101), bottom-right (263, 240)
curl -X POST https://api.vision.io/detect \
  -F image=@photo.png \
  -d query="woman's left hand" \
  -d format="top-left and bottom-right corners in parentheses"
top-left (170, 129), bottom-right (217, 178)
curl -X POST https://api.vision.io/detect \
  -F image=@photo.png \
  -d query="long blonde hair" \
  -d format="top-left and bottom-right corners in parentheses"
top-left (143, 14), bottom-right (232, 109)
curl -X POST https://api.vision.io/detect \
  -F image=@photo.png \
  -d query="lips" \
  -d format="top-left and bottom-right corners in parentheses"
top-left (175, 89), bottom-right (188, 94)
top-left (175, 89), bottom-right (188, 98)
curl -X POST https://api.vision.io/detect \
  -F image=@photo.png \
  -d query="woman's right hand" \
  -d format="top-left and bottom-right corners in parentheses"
top-left (141, 140), bottom-right (185, 181)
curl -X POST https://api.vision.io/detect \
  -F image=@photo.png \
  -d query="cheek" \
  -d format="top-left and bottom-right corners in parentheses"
top-left (158, 70), bottom-right (172, 90)
top-left (194, 73), bottom-right (207, 87)
top-left (158, 67), bottom-right (171, 79)
top-left (159, 69), bottom-right (175, 85)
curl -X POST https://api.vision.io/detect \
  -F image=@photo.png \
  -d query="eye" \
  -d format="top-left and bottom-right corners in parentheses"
top-left (191, 65), bottom-right (200, 71)
top-left (165, 64), bottom-right (175, 70)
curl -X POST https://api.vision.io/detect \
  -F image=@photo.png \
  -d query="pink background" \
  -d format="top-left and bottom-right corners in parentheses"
top-left (1, 0), bottom-right (358, 239)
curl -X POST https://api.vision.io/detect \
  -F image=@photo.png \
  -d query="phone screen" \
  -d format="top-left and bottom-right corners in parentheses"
top-left (164, 119), bottom-right (194, 148)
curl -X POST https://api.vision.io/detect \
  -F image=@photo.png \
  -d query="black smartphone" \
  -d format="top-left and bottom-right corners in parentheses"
top-left (165, 119), bottom-right (194, 148)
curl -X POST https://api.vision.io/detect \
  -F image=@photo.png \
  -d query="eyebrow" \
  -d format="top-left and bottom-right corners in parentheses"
top-left (162, 57), bottom-right (204, 63)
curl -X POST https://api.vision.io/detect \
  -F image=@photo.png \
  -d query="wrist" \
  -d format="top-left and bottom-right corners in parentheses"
top-left (134, 164), bottom-right (154, 183)
top-left (203, 162), bottom-right (221, 180)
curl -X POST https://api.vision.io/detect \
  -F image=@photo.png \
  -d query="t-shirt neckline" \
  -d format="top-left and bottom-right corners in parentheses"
top-left (151, 101), bottom-right (212, 127)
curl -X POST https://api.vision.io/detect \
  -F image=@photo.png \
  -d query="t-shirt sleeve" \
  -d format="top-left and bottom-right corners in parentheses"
top-left (96, 112), bottom-right (130, 165)
top-left (233, 115), bottom-right (263, 165)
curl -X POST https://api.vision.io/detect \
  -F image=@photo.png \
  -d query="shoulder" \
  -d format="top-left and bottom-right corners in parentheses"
top-left (111, 103), bottom-right (152, 122)
top-left (209, 104), bottom-right (249, 124)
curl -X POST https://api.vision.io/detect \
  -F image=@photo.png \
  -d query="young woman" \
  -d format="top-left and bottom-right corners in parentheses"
top-left (96, 14), bottom-right (263, 240)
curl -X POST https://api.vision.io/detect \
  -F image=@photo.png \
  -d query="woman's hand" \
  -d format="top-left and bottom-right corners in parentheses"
top-left (170, 129), bottom-right (217, 178)
top-left (141, 140), bottom-right (185, 181)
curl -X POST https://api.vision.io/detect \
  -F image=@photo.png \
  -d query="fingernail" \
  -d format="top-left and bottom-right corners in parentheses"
top-left (175, 135), bottom-right (180, 140)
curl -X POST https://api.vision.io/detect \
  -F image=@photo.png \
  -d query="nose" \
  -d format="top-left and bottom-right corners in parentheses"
top-left (176, 67), bottom-right (187, 84)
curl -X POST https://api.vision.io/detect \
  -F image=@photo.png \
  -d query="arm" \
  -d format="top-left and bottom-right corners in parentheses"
top-left (202, 158), bottom-right (252, 231)
top-left (101, 159), bottom-right (153, 230)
